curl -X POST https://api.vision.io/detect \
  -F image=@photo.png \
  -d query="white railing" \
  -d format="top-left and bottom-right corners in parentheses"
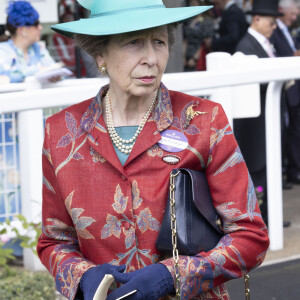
top-left (1, 52), bottom-right (300, 270)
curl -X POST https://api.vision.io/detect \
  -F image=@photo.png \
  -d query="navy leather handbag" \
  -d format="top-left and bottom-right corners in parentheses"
top-left (156, 169), bottom-right (250, 300)
top-left (156, 168), bottom-right (223, 256)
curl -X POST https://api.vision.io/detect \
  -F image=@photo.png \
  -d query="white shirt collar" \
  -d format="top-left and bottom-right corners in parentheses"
top-left (248, 27), bottom-right (268, 46)
top-left (225, 0), bottom-right (235, 10)
top-left (248, 27), bottom-right (275, 57)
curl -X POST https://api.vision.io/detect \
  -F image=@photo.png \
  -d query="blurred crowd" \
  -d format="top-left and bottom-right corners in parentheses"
top-left (183, 0), bottom-right (300, 70)
top-left (183, 0), bottom-right (300, 227)
top-left (0, 0), bottom-right (99, 84)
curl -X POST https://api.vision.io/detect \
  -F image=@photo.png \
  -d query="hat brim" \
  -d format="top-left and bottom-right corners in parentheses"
top-left (51, 6), bottom-right (212, 38)
top-left (246, 10), bottom-right (283, 17)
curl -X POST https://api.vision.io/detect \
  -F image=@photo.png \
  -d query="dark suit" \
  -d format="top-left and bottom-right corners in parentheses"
top-left (271, 26), bottom-right (295, 56)
top-left (235, 32), bottom-right (270, 221)
top-left (271, 26), bottom-right (300, 107)
top-left (271, 26), bottom-right (300, 180)
top-left (212, 3), bottom-right (248, 54)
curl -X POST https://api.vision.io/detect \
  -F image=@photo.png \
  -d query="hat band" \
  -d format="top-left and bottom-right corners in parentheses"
top-left (90, 5), bottom-right (165, 18)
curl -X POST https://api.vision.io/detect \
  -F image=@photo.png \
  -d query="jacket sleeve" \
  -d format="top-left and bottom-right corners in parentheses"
top-left (37, 119), bottom-right (96, 300)
top-left (160, 103), bottom-right (269, 299)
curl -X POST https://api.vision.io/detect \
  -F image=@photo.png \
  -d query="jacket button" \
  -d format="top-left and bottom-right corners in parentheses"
top-left (121, 175), bottom-right (127, 181)
top-left (123, 222), bottom-right (131, 230)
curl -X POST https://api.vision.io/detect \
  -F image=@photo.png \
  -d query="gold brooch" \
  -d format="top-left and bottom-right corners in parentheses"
top-left (184, 103), bottom-right (207, 129)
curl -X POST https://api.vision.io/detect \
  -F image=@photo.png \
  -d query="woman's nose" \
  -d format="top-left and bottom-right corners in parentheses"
top-left (141, 42), bottom-right (158, 66)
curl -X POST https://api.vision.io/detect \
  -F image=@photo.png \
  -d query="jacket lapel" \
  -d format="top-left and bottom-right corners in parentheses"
top-left (124, 84), bottom-right (174, 166)
top-left (89, 114), bottom-right (125, 172)
top-left (278, 27), bottom-right (294, 53)
top-left (82, 86), bottom-right (124, 173)
top-left (83, 83), bottom-right (173, 170)
top-left (247, 33), bottom-right (270, 58)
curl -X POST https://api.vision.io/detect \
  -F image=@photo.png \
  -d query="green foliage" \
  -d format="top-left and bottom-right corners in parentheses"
top-left (0, 242), bottom-right (15, 270)
top-left (0, 214), bottom-right (57, 300)
top-left (4, 214), bottom-right (42, 255)
top-left (0, 214), bottom-right (42, 269)
top-left (0, 267), bottom-right (56, 300)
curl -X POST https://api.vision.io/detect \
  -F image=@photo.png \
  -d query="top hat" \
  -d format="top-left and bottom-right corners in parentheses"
top-left (247, 0), bottom-right (283, 17)
top-left (51, 0), bottom-right (212, 38)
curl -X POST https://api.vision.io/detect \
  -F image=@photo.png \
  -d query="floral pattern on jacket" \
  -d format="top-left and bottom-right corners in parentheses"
top-left (37, 83), bottom-right (269, 300)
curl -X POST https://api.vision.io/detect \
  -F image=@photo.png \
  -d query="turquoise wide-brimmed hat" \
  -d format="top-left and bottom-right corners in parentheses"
top-left (51, 0), bottom-right (212, 38)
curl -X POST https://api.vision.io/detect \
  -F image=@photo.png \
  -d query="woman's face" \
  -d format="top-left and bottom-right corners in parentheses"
top-left (19, 21), bottom-right (42, 44)
top-left (97, 26), bottom-right (169, 98)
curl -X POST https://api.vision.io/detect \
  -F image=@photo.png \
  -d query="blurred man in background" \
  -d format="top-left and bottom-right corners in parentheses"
top-left (210, 0), bottom-right (249, 54)
top-left (271, 0), bottom-right (300, 185)
top-left (235, 0), bottom-right (291, 226)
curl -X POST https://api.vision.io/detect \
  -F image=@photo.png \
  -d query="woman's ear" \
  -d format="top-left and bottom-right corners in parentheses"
top-left (96, 55), bottom-right (107, 75)
top-left (17, 26), bottom-right (27, 37)
top-left (96, 55), bottom-right (105, 69)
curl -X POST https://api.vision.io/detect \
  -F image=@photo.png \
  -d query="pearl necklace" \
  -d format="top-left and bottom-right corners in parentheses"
top-left (105, 90), bottom-right (158, 154)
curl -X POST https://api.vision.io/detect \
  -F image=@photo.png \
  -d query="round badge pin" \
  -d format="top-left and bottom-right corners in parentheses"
top-left (158, 130), bottom-right (188, 153)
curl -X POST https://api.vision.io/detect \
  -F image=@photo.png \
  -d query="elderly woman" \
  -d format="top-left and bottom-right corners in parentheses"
top-left (0, 1), bottom-right (56, 83)
top-left (37, 0), bottom-right (269, 299)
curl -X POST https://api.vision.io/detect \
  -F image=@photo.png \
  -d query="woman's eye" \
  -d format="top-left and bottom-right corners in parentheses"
top-left (128, 39), bottom-right (138, 45)
top-left (155, 40), bottom-right (165, 45)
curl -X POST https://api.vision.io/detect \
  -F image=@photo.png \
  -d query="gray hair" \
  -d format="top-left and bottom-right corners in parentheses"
top-left (74, 24), bottom-right (175, 61)
top-left (279, 0), bottom-right (298, 9)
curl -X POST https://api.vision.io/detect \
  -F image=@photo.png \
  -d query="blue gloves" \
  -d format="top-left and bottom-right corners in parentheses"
top-left (80, 263), bottom-right (126, 300)
top-left (107, 263), bottom-right (174, 300)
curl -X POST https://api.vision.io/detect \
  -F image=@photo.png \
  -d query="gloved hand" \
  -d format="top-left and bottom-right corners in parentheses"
top-left (80, 263), bottom-right (126, 300)
top-left (107, 263), bottom-right (174, 300)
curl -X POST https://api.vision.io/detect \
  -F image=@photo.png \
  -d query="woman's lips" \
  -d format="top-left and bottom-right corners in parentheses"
top-left (137, 76), bottom-right (155, 83)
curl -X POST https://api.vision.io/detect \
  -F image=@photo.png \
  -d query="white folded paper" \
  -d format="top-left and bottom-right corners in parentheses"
top-left (93, 274), bottom-right (137, 300)
top-left (93, 274), bottom-right (114, 300)
top-left (35, 62), bottom-right (73, 83)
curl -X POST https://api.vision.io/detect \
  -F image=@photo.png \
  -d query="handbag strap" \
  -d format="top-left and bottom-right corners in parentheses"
top-left (245, 274), bottom-right (250, 300)
top-left (170, 170), bottom-right (181, 299)
top-left (169, 170), bottom-right (250, 300)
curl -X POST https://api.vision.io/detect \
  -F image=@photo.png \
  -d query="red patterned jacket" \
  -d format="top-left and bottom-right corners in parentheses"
top-left (37, 83), bottom-right (269, 300)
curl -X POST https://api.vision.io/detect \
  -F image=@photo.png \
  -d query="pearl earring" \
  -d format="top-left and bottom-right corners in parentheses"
top-left (99, 65), bottom-right (107, 75)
